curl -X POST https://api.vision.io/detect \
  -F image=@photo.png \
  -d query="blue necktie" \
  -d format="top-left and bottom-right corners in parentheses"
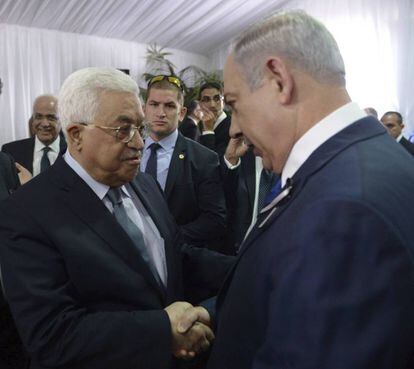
top-left (263, 178), bottom-right (282, 208)
top-left (40, 146), bottom-right (51, 172)
top-left (257, 169), bottom-right (276, 211)
top-left (106, 187), bottom-right (162, 286)
top-left (145, 143), bottom-right (161, 182)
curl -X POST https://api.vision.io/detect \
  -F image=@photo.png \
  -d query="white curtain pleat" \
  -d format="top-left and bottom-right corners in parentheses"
top-left (0, 24), bottom-right (210, 146)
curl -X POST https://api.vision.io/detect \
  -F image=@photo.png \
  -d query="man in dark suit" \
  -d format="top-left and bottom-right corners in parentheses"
top-left (2, 95), bottom-right (67, 175)
top-left (381, 111), bottom-right (414, 155)
top-left (178, 100), bottom-right (203, 141)
top-left (0, 68), bottom-right (233, 369)
top-left (198, 82), bottom-right (230, 157)
top-left (205, 10), bottom-right (414, 369)
top-left (141, 76), bottom-right (227, 253)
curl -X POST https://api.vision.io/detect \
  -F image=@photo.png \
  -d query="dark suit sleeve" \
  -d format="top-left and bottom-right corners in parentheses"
top-left (0, 200), bottom-right (172, 369)
top-left (178, 152), bottom-right (227, 245)
top-left (255, 199), bottom-right (414, 368)
top-left (179, 120), bottom-right (198, 141)
top-left (0, 153), bottom-right (19, 198)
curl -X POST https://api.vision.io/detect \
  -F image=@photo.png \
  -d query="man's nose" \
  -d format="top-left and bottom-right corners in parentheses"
top-left (156, 105), bottom-right (167, 117)
top-left (229, 116), bottom-right (241, 139)
top-left (128, 130), bottom-right (144, 150)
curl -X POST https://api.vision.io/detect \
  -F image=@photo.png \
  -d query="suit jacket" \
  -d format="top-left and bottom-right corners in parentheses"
top-left (208, 117), bottom-right (414, 369)
top-left (400, 136), bottom-right (414, 156)
top-left (178, 117), bottom-right (201, 142)
top-left (221, 149), bottom-right (256, 251)
top-left (1, 135), bottom-right (67, 174)
top-left (0, 152), bottom-right (19, 201)
top-left (164, 133), bottom-right (227, 251)
top-left (199, 116), bottom-right (231, 157)
top-left (0, 157), bottom-right (233, 369)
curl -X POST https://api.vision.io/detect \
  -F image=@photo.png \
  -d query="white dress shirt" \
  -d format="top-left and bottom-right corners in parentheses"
top-left (140, 129), bottom-right (178, 191)
top-left (32, 135), bottom-right (60, 176)
top-left (281, 102), bottom-right (366, 186)
top-left (64, 151), bottom-right (167, 285)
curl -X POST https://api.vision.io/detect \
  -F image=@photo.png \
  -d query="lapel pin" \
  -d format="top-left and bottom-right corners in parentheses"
top-left (179, 154), bottom-right (185, 159)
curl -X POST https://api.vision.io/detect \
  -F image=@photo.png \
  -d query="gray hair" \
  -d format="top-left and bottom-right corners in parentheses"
top-left (232, 10), bottom-right (346, 89)
top-left (59, 67), bottom-right (139, 131)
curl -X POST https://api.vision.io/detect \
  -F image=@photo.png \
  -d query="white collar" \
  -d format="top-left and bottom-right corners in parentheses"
top-left (396, 133), bottom-right (404, 142)
top-left (145, 129), bottom-right (178, 151)
top-left (281, 102), bottom-right (366, 186)
top-left (214, 111), bottom-right (227, 130)
top-left (63, 151), bottom-right (129, 200)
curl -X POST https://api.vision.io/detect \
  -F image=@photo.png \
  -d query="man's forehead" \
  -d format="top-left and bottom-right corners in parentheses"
top-left (201, 88), bottom-right (221, 97)
top-left (147, 88), bottom-right (180, 103)
top-left (34, 97), bottom-right (57, 111)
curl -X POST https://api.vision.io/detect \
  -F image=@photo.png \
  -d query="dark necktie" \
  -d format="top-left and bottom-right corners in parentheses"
top-left (106, 187), bottom-right (162, 285)
top-left (257, 169), bottom-right (276, 211)
top-left (40, 146), bottom-right (51, 172)
top-left (145, 143), bottom-right (161, 181)
top-left (263, 178), bottom-right (282, 208)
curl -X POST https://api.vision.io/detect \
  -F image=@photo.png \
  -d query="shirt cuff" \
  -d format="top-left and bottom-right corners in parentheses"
top-left (223, 155), bottom-right (241, 169)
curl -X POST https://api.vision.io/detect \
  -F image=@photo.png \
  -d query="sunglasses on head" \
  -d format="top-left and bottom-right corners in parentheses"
top-left (148, 75), bottom-right (184, 92)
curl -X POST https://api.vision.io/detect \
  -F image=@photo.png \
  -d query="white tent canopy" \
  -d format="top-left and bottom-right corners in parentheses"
top-left (1, 0), bottom-right (413, 145)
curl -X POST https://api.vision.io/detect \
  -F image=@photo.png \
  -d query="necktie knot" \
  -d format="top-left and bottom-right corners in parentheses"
top-left (149, 142), bottom-right (161, 153)
top-left (106, 187), bottom-right (123, 206)
top-left (43, 146), bottom-right (51, 153)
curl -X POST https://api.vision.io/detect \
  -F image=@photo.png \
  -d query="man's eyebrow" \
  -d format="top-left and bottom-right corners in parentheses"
top-left (116, 115), bottom-right (136, 124)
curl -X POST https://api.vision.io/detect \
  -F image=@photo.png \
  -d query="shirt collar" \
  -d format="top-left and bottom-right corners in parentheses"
top-left (214, 111), bottom-right (227, 130)
top-left (145, 129), bottom-right (178, 151)
top-left (281, 102), bottom-right (366, 186)
top-left (63, 151), bottom-right (129, 200)
top-left (396, 133), bottom-right (404, 142)
top-left (34, 134), bottom-right (60, 153)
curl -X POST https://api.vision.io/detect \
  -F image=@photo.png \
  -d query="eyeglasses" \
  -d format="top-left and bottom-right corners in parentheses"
top-left (33, 113), bottom-right (59, 123)
top-left (79, 123), bottom-right (140, 143)
top-left (200, 94), bottom-right (223, 103)
top-left (148, 75), bottom-right (184, 92)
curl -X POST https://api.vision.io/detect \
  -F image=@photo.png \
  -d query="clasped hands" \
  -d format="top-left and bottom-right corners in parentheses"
top-left (165, 301), bottom-right (214, 360)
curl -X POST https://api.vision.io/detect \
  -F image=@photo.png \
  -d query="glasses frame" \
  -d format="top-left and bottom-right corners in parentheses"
top-left (200, 94), bottom-right (224, 104)
top-left (147, 75), bottom-right (184, 92)
top-left (79, 123), bottom-right (139, 143)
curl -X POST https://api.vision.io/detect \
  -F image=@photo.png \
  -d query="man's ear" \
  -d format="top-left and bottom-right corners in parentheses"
top-left (179, 106), bottom-right (187, 123)
top-left (265, 57), bottom-right (294, 105)
top-left (66, 123), bottom-right (83, 150)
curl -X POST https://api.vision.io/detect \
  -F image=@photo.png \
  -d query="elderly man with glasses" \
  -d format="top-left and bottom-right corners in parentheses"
top-left (0, 68), bottom-right (233, 369)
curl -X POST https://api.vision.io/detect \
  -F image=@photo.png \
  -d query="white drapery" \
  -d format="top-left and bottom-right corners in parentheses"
top-left (1, 0), bottom-right (413, 145)
top-left (211, 0), bottom-right (414, 136)
top-left (0, 24), bottom-right (210, 146)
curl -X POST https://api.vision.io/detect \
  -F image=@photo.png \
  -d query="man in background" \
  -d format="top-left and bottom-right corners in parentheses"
top-left (381, 111), bottom-right (414, 155)
top-left (198, 82), bottom-right (230, 157)
top-left (179, 100), bottom-right (203, 141)
top-left (141, 75), bottom-right (228, 254)
top-left (2, 95), bottom-right (66, 175)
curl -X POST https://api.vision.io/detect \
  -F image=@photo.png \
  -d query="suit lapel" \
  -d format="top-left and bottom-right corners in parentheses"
top-left (243, 150), bottom-right (256, 211)
top-left (216, 117), bottom-right (387, 307)
top-left (51, 158), bottom-right (166, 300)
top-left (129, 176), bottom-right (177, 300)
top-left (164, 133), bottom-right (186, 199)
top-left (26, 138), bottom-right (35, 174)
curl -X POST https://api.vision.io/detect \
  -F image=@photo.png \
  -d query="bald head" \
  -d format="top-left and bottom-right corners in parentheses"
top-left (32, 95), bottom-right (60, 145)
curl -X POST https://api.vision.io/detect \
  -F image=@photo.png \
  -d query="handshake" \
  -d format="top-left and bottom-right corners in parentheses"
top-left (165, 301), bottom-right (214, 360)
